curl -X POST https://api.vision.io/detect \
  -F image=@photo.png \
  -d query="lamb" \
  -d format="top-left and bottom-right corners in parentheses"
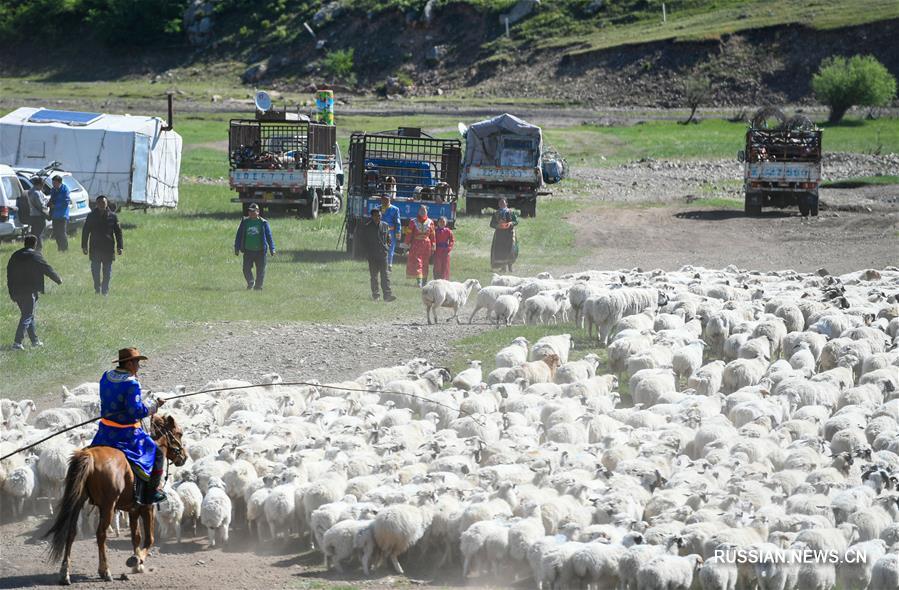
top-left (837, 538), bottom-right (887, 590)
top-left (200, 477), bottom-right (232, 547)
top-left (460, 519), bottom-right (511, 577)
top-left (493, 293), bottom-right (523, 326)
top-left (503, 354), bottom-right (562, 387)
top-left (421, 278), bottom-right (481, 324)
top-left (530, 334), bottom-right (573, 364)
top-left (869, 552), bottom-right (899, 590)
top-left (637, 553), bottom-right (704, 590)
top-left (524, 291), bottom-right (569, 325)
top-left (553, 354), bottom-right (601, 384)
top-left (495, 337), bottom-right (530, 368)
top-left (687, 360), bottom-right (726, 396)
top-left (468, 285), bottom-right (518, 323)
top-left (264, 483), bottom-right (297, 541)
top-left (371, 503), bottom-right (431, 574)
top-left (673, 340), bottom-right (707, 384)
top-left (3, 458), bottom-right (36, 517)
top-left (156, 483), bottom-right (185, 543)
top-left (176, 480), bottom-right (203, 537)
top-left (246, 487), bottom-right (271, 543)
top-left (453, 361), bottom-right (483, 391)
top-left (322, 519), bottom-right (376, 573)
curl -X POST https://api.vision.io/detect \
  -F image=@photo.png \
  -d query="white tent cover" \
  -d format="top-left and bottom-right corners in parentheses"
top-left (0, 107), bottom-right (182, 208)
top-left (462, 113), bottom-right (543, 169)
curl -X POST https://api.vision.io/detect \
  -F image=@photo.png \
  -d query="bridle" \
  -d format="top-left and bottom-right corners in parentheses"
top-left (153, 420), bottom-right (186, 485)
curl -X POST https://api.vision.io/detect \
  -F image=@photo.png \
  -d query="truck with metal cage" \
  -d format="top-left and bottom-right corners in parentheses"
top-left (342, 128), bottom-right (461, 258)
top-left (738, 108), bottom-right (822, 217)
top-left (228, 111), bottom-right (342, 219)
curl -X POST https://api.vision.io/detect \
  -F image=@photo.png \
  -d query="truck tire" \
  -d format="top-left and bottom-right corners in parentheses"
top-left (466, 197), bottom-right (483, 216)
top-left (744, 200), bottom-right (762, 217)
top-left (304, 190), bottom-right (319, 220)
top-left (520, 201), bottom-right (536, 218)
top-left (810, 194), bottom-right (819, 217)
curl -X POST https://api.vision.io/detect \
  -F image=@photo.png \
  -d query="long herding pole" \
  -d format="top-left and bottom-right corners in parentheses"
top-left (0, 379), bottom-right (487, 462)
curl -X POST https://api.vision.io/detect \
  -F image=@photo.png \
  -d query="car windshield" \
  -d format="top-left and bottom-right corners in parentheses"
top-left (61, 176), bottom-right (84, 192)
top-left (1, 175), bottom-right (23, 202)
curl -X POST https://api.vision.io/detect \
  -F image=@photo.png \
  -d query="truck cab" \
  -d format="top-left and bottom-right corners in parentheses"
top-left (343, 128), bottom-right (461, 258)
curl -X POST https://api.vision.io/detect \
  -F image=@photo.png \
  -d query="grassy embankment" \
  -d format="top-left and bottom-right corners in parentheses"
top-left (1, 112), bottom-right (896, 397)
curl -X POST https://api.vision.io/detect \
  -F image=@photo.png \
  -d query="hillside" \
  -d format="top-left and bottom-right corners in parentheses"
top-left (1, 0), bottom-right (898, 107)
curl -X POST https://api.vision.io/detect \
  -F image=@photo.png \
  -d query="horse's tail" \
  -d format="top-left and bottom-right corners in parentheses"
top-left (44, 449), bottom-right (93, 563)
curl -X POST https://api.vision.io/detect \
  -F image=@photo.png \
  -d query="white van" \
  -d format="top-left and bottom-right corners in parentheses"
top-left (0, 164), bottom-right (25, 241)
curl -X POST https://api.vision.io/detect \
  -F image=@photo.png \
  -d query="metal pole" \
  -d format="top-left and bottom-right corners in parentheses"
top-left (662, 3), bottom-right (667, 23)
top-left (505, 17), bottom-right (510, 37)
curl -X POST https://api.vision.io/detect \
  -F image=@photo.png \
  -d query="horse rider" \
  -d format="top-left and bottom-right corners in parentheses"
top-left (89, 348), bottom-right (167, 505)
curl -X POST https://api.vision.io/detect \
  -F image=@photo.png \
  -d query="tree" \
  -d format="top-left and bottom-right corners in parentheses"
top-left (812, 55), bottom-right (897, 123)
top-left (681, 75), bottom-right (711, 124)
top-left (322, 48), bottom-right (357, 86)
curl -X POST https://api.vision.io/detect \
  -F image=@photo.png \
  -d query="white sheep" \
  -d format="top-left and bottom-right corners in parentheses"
top-left (530, 334), bottom-right (573, 364)
top-left (200, 477), bottom-right (232, 547)
top-left (837, 538), bottom-right (887, 590)
top-left (371, 503), bottom-right (430, 574)
top-left (460, 519), bottom-right (511, 577)
top-left (453, 361), bottom-right (483, 391)
top-left (637, 553), bottom-right (704, 590)
top-left (524, 291), bottom-right (569, 325)
top-left (421, 278), bottom-right (481, 324)
top-left (156, 483), bottom-right (185, 543)
top-left (553, 354), bottom-right (601, 384)
top-left (495, 337), bottom-right (530, 368)
top-left (493, 293), bottom-right (523, 326)
top-left (322, 518), bottom-right (375, 572)
top-left (468, 285), bottom-right (517, 323)
top-left (176, 480), bottom-right (203, 538)
top-left (672, 340), bottom-right (706, 384)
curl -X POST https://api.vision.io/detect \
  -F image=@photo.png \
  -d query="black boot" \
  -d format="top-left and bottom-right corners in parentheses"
top-left (141, 449), bottom-right (167, 505)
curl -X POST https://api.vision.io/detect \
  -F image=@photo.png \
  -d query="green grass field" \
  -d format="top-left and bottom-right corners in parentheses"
top-left (2, 111), bottom-right (896, 396)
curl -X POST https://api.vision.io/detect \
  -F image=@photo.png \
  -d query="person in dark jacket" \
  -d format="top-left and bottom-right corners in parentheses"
top-left (48, 175), bottom-right (70, 252)
top-left (234, 203), bottom-right (276, 290)
top-left (358, 208), bottom-right (395, 301)
top-left (6, 234), bottom-right (62, 349)
top-left (81, 196), bottom-right (124, 296)
top-left (25, 177), bottom-right (49, 250)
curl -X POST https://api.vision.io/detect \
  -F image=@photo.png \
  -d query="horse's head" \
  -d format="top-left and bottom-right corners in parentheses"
top-left (152, 414), bottom-right (187, 467)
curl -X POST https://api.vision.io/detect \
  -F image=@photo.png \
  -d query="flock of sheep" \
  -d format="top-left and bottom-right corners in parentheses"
top-left (2, 264), bottom-right (899, 590)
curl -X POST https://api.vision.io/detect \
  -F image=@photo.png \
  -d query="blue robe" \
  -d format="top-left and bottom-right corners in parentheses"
top-left (90, 369), bottom-right (157, 480)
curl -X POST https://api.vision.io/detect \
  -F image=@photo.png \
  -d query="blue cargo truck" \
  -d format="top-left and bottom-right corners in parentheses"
top-left (342, 128), bottom-right (461, 258)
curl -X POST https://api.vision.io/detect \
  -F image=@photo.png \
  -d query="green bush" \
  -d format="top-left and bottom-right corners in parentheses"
top-left (322, 48), bottom-right (357, 85)
top-left (812, 55), bottom-right (897, 123)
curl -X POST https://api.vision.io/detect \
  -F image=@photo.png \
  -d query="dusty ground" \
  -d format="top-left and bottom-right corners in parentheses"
top-left (2, 155), bottom-right (897, 589)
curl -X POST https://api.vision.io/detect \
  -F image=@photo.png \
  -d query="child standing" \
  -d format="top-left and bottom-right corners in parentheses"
top-left (433, 216), bottom-right (455, 281)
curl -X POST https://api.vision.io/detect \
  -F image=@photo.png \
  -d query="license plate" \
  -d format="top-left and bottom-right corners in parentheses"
top-left (77, 202), bottom-right (87, 209)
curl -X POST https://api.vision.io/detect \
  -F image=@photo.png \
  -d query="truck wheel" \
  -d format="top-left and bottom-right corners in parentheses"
top-left (810, 194), bottom-right (819, 217)
top-left (744, 200), bottom-right (762, 217)
top-left (466, 198), bottom-right (482, 216)
top-left (798, 193), bottom-right (811, 217)
top-left (305, 191), bottom-right (319, 220)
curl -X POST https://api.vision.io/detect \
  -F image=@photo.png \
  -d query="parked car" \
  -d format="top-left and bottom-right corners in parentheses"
top-left (15, 165), bottom-right (91, 235)
top-left (0, 164), bottom-right (25, 241)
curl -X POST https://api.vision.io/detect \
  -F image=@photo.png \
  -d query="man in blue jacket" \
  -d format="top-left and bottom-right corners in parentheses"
top-left (379, 194), bottom-right (401, 272)
top-left (234, 203), bottom-right (275, 290)
top-left (48, 176), bottom-right (70, 252)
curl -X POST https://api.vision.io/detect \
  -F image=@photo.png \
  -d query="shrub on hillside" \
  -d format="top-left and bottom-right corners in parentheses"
top-left (322, 48), bottom-right (357, 85)
top-left (812, 55), bottom-right (897, 123)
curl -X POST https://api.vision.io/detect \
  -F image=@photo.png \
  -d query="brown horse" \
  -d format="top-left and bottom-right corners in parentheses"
top-left (44, 414), bottom-right (186, 585)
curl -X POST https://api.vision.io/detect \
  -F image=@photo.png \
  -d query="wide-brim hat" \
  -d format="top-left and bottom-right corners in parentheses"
top-left (114, 347), bottom-right (148, 364)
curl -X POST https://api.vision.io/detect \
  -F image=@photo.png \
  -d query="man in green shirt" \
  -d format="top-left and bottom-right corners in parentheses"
top-left (234, 203), bottom-right (276, 290)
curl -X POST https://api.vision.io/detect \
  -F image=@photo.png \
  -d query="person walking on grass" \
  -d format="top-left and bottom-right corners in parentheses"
top-left (23, 177), bottom-right (49, 250)
top-left (82, 196), bottom-right (123, 296)
top-left (359, 208), bottom-right (395, 302)
top-left (48, 175), bottom-right (70, 252)
top-left (6, 234), bottom-right (62, 350)
top-left (234, 203), bottom-right (275, 290)
top-left (432, 216), bottom-right (455, 281)
top-left (405, 204), bottom-right (435, 288)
